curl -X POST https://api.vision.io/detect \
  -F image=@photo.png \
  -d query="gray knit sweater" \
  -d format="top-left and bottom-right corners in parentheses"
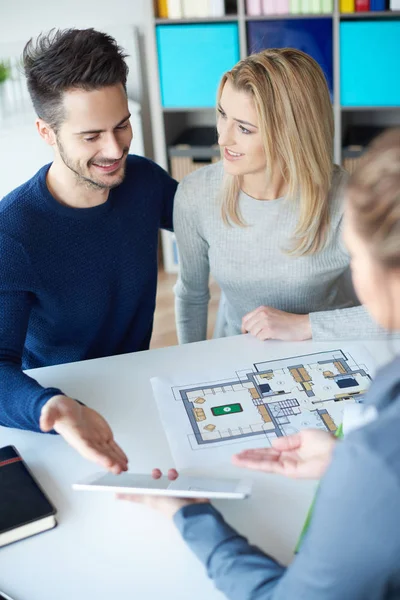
top-left (173, 161), bottom-right (386, 342)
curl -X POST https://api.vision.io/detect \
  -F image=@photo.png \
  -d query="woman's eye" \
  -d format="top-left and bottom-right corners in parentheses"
top-left (85, 136), bottom-right (98, 142)
top-left (239, 125), bottom-right (251, 135)
top-left (116, 124), bottom-right (129, 130)
top-left (218, 109), bottom-right (227, 119)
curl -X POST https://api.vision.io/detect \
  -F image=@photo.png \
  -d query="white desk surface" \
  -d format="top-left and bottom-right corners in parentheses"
top-left (0, 334), bottom-right (397, 600)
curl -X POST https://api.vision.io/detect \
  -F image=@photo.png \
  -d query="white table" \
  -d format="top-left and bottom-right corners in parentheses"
top-left (0, 335), bottom-right (396, 600)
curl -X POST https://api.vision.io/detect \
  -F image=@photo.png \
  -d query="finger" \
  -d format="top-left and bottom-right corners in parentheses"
top-left (247, 323), bottom-right (264, 338)
top-left (231, 453), bottom-right (281, 473)
top-left (274, 456), bottom-right (302, 478)
top-left (75, 442), bottom-right (118, 472)
top-left (167, 468), bottom-right (179, 480)
top-left (152, 468), bottom-right (162, 479)
top-left (242, 313), bottom-right (263, 333)
top-left (108, 440), bottom-right (129, 468)
top-left (246, 317), bottom-right (271, 340)
top-left (234, 448), bottom-right (281, 461)
top-left (232, 450), bottom-right (281, 465)
top-left (242, 306), bottom-right (266, 326)
top-left (114, 442), bottom-right (129, 464)
top-left (250, 324), bottom-right (270, 340)
top-left (241, 316), bottom-right (259, 333)
top-left (109, 462), bottom-right (127, 475)
top-left (116, 493), bottom-right (144, 503)
top-left (39, 406), bottom-right (58, 432)
top-left (272, 434), bottom-right (302, 452)
top-left (98, 441), bottom-right (127, 471)
top-left (256, 328), bottom-right (271, 341)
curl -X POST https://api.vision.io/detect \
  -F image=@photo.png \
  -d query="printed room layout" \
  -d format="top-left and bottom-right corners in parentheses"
top-left (172, 350), bottom-right (371, 447)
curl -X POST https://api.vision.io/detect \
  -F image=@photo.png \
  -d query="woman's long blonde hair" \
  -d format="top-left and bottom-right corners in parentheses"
top-left (217, 48), bottom-right (334, 255)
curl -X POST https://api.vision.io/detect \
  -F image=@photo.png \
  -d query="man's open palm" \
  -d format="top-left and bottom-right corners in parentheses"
top-left (40, 395), bottom-right (128, 474)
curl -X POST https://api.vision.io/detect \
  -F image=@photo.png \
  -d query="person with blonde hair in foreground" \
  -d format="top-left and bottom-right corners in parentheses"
top-left (121, 129), bottom-right (400, 599)
top-left (174, 48), bottom-right (390, 343)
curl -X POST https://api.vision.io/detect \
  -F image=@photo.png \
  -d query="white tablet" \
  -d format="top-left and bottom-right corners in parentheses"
top-left (73, 472), bottom-right (252, 499)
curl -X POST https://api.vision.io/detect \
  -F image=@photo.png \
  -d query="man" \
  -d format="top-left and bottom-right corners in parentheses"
top-left (0, 29), bottom-right (177, 473)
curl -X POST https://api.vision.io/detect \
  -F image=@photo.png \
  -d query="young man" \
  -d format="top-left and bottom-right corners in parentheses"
top-left (0, 29), bottom-right (177, 473)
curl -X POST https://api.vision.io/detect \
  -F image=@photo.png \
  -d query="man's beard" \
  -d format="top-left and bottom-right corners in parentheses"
top-left (57, 137), bottom-right (128, 190)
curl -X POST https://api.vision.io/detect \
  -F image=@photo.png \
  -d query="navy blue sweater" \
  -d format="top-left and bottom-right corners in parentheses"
top-left (0, 155), bottom-right (177, 431)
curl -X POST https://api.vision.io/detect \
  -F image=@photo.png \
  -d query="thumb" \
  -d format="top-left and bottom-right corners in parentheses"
top-left (40, 403), bottom-right (60, 432)
top-left (272, 433), bottom-right (302, 452)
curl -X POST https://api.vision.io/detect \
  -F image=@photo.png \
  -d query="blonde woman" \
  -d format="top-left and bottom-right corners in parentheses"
top-left (122, 128), bottom-right (400, 599)
top-left (174, 48), bottom-right (383, 342)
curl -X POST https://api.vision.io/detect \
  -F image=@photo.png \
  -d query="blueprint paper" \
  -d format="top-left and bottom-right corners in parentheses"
top-left (151, 343), bottom-right (375, 469)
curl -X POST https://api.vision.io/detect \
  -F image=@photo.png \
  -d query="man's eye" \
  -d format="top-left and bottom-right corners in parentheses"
top-left (84, 136), bottom-right (98, 142)
top-left (116, 124), bottom-right (129, 130)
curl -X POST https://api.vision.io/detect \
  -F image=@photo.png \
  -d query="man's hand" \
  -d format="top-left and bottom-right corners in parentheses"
top-left (117, 468), bottom-right (208, 519)
top-left (241, 306), bottom-right (312, 341)
top-left (232, 429), bottom-right (337, 479)
top-left (40, 395), bottom-right (128, 474)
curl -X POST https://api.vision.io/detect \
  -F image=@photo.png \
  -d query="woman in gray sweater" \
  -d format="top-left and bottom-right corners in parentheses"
top-left (174, 48), bottom-right (384, 343)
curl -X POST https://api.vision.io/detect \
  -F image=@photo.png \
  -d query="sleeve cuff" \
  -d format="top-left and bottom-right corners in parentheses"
top-left (32, 387), bottom-right (64, 433)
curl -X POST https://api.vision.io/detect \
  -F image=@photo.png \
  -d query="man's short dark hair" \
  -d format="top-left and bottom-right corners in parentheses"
top-left (23, 28), bottom-right (129, 130)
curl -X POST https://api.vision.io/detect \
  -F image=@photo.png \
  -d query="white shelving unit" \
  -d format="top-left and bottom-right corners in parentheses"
top-left (145, 1), bottom-right (400, 272)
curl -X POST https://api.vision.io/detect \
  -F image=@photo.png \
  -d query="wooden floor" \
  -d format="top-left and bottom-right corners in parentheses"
top-left (150, 270), bottom-right (221, 349)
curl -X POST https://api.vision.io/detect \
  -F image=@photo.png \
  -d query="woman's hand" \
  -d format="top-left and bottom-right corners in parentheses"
top-left (117, 468), bottom-right (209, 519)
top-left (241, 306), bottom-right (312, 341)
top-left (232, 429), bottom-right (337, 479)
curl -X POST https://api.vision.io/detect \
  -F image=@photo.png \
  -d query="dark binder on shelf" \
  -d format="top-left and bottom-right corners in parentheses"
top-left (370, 0), bottom-right (385, 8)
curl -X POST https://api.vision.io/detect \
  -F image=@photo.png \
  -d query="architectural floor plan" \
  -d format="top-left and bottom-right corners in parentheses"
top-left (175, 349), bottom-right (370, 446)
top-left (151, 346), bottom-right (374, 468)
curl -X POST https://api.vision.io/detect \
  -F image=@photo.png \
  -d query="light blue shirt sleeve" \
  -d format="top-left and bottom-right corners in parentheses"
top-left (173, 438), bottom-right (400, 600)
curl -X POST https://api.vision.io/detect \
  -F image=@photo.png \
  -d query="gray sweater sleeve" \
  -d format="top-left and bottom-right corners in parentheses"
top-left (174, 437), bottom-right (400, 599)
top-left (173, 181), bottom-right (211, 344)
top-left (309, 231), bottom-right (391, 340)
top-left (310, 304), bottom-right (388, 340)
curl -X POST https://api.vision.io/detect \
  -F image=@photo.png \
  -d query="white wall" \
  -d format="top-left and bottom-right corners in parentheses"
top-left (0, 0), bottom-right (154, 156)
top-left (0, 0), bottom-right (148, 44)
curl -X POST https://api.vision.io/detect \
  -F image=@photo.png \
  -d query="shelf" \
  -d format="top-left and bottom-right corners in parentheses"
top-left (245, 13), bottom-right (333, 19)
top-left (164, 105), bottom-right (400, 113)
top-left (341, 106), bottom-right (400, 111)
top-left (340, 10), bottom-right (400, 18)
top-left (163, 107), bottom-right (216, 112)
top-left (154, 11), bottom-right (400, 23)
top-left (149, 3), bottom-right (400, 272)
top-left (155, 16), bottom-right (239, 24)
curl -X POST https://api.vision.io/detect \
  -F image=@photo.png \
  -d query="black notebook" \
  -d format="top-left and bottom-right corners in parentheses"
top-left (0, 445), bottom-right (57, 547)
